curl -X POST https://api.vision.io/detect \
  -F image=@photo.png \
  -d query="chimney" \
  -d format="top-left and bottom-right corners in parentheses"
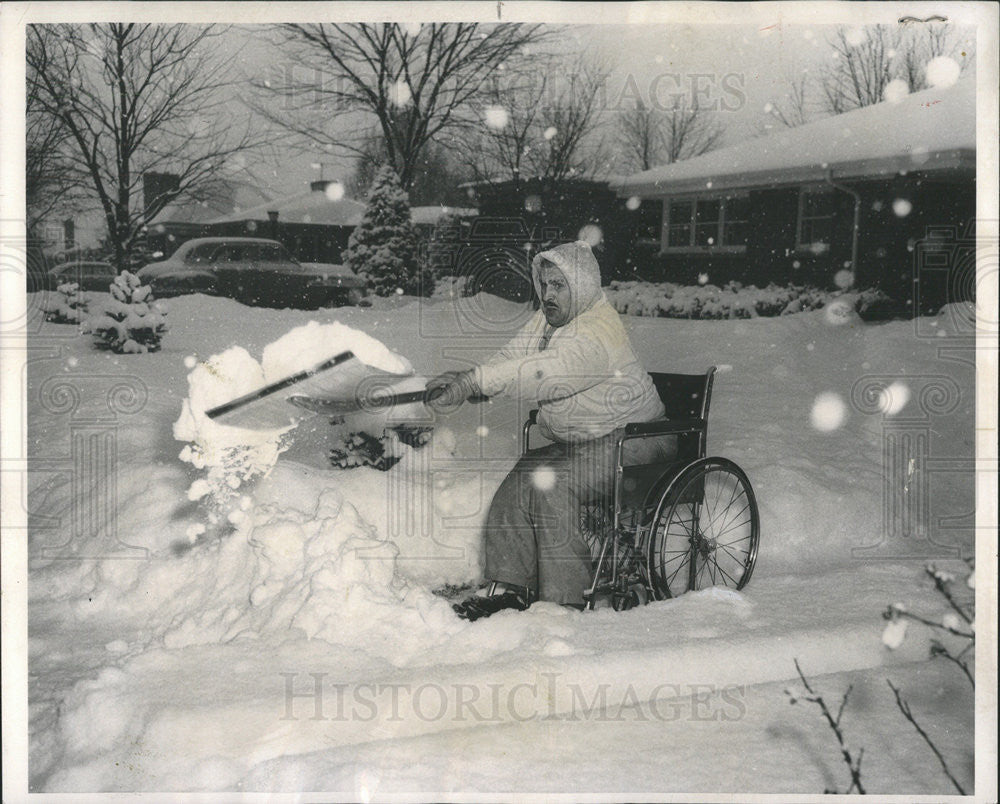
top-left (267, 210), bottom-right (279, 239)
top-left (310, 180), bottom-right (331, 193)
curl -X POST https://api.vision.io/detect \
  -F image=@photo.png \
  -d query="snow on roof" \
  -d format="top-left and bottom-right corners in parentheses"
top-left (209, 190), bottom-right (367, 226)
top-left (613, 78), bottom-right (976, 197)
top-left (410, 206), bottom-right (478, 225)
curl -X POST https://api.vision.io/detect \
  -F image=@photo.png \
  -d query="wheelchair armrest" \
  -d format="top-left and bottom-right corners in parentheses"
top-left (623, 417), bottom-right (705, 437)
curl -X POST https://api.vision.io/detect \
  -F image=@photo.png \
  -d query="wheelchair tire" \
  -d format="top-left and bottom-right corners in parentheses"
top-left (646, 457), bottom-right (759, 600)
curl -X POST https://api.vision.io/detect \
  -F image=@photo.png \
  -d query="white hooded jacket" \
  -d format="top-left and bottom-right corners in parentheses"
top-left (474, 241), bottom-right (664, 442)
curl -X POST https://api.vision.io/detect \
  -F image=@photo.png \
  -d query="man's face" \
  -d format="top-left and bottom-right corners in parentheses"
top-left (538, 262), bottom-right (572, 327)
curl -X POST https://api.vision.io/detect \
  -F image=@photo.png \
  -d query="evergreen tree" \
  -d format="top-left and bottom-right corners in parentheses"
top-left (84, 271), bottom-right (168, 353)
top-left (344, 166), bottom-right (434, 297)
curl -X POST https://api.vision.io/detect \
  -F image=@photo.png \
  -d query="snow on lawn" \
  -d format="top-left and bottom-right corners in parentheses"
top-left (25, 291), bottom-right (975, 794)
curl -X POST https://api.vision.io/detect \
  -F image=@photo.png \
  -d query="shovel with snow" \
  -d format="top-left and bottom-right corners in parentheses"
top-left (204, 350), bottom-right (441, 430)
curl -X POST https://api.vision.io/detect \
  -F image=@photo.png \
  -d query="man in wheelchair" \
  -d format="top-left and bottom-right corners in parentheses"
top-left (429, 241), bottom-right (675, 621)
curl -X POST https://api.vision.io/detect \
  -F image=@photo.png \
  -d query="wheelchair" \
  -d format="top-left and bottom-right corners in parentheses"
top-left (522, 367), bottom-right (760, 611)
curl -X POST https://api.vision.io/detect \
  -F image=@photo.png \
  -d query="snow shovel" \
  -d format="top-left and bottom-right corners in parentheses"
top-left (204, 350), bottom-right (424, 430)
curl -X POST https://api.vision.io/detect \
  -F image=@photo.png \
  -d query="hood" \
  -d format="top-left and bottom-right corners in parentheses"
top-left (530, 241), bottom-right (603, 321)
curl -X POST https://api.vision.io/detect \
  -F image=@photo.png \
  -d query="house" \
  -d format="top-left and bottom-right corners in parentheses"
top-left (464, 175), bottom-right (641, 281)
top-left (204, 181), bottom-right (366, 264)
top-left (612, 78), bottom-right (976, 313)
top-left (145, 176), bottom-right (271, 257)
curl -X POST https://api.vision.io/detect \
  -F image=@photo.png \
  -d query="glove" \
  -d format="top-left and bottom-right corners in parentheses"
top-left (426, 369), bottom-right (479, 413)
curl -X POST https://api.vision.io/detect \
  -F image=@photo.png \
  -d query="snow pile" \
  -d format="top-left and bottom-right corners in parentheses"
top-left (605, 280), bottom-right (890, 319)
top-left (174, 320), bottom-right (414, 514)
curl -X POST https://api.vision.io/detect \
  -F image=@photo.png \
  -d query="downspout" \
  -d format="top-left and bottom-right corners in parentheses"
top-left (824, 170), bottom-right (861, 287)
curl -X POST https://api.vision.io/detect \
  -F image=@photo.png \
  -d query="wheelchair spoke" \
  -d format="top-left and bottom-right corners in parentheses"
top-left (713, 498), bottom-right (750, 541)
top-left (703, 477), bottom-right (742, 541)
top-left (711, 558), bottom-right (741, 587)
top-left (718, 522), bottom-right (753, 546)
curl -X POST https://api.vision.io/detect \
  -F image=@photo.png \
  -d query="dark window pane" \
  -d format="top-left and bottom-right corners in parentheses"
top-left (723, 221), bottom-right (748, 247)
top-left (724, 196), bottom-right (750, 222)
top-left (696, 199), bottom-right (721, 223)
top-left (668, 224), bottom-right (691, 248)
top-left (695, 222), bottom-right (719, 246)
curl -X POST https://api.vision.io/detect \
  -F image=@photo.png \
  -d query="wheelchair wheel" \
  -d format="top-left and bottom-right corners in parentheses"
top-left (647, 457), bottom-right (759, 599)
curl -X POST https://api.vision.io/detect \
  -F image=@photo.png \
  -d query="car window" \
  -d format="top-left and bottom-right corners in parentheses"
top-left (257, 244), bottom-right (292, 262)
top-left (184, 244), bottom-right (217, 264)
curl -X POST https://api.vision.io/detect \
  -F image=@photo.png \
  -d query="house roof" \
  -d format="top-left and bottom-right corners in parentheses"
top-left (149, 180), bottom-right (271, 225)
top-left (612, 77), bottom-right (976, 197)
top-left (209, 190), bottom-right (367, 227)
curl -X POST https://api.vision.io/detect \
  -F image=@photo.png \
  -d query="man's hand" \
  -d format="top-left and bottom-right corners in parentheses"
top-left (426, 369), bottom-right (479, 413)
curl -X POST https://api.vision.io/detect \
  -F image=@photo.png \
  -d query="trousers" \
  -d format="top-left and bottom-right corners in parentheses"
top-left (483, 430), bottom-right (676, 605)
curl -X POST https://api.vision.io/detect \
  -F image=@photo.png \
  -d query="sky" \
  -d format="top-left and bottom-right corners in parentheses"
top-left (219, 20), bottom-right (977, 202)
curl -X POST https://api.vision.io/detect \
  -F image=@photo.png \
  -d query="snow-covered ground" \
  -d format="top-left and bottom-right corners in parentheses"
top-left (22, 289), bottom-right (981, 796)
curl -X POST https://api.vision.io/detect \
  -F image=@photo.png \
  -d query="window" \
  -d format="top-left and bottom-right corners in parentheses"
top-left (635, 200), bottom-right (664, 243)
top-left (722, 196), bottom-right (750, 247)
top-left (667, 201), bottom-right (694, 247)
top-left (664, 195), bottom-right (748, 250)
top-left (797, 188), bottom-right (836, 251)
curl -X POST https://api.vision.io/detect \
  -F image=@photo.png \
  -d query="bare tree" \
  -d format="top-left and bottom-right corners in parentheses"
top-left (617, 99), bottom-right (662, 172)
top-left (763, 23), bottom-right (973, 129)
top-left (617, 95), bottom-right (723, 171)
top-left (461, 65), bottom-right (548, 190)
top-left (534, 55), bottom-right (613, 183)
top-left (659, 99), bottom-right (724, 165)
top-left (252, 23), bottom-right (548, 192)
top-left (25, 27), bottom-right (87, 241)
top-left (765, 68), bottom-right (813, 129)
top-left (462, 54), bottom-right (613, 186)
top-left (27, 23), bottom-right (265, 271)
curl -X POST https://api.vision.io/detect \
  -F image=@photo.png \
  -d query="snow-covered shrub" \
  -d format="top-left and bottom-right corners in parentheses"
top-left (84, 271), bottom-right (168, 353)
top-left (43, 282), bottom-right (88, 324)
top-left (604, 280), bottom-right (892, 320)
top-left (345, 165), bottom-right (435, 297)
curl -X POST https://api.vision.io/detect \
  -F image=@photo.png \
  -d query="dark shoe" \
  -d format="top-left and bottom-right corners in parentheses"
top-left (453, 589), bottom-right (530, 621)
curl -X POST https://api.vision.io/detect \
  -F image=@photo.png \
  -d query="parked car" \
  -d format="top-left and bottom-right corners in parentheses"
top-left (136, 238), bottom-right (366, 308)
top-left (298, 262), bottom-right (367, 306)
top-left (42, 260), bottom-right (118, 292)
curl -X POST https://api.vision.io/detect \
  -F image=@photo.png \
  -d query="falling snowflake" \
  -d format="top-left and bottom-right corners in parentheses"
top-left (325, 181), bottom-right (346, 201)
top-left (543, 126), bottom-right (558, 141)
top-left (532, 466), bottom-right (557, 491)
top-left (926, 56), bottom-right (961, 88)
top-left (395, 287), bottom-right (404, 295)
top-left (625, 196), bottom-right (641, 211)
top-left (881, 618), bottom-right (908, 649)
top-left (389, 79), bottom-right (412, 107)
top-left (577, 224), bottom-right (603, 247)
top-left (892, 198), bottom-right (913, 217)
top-left (697, 273), bottom-right (709, 285)
top-left (877, 381), bottom-right (910, 415)
top-left (184, 355), bottom-right (198, 369)
top-left (475, 425), bottom-right (489, 438)
top-left (484, 106), bottom-right (509, 129)
top-left (811, 392), bottom-right (847, 432)
top-left (834, 269), bottom-right (854, 289)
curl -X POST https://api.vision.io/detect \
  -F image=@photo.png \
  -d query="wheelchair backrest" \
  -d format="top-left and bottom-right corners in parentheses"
top-left (648, 367), bottom-right (716, 422)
